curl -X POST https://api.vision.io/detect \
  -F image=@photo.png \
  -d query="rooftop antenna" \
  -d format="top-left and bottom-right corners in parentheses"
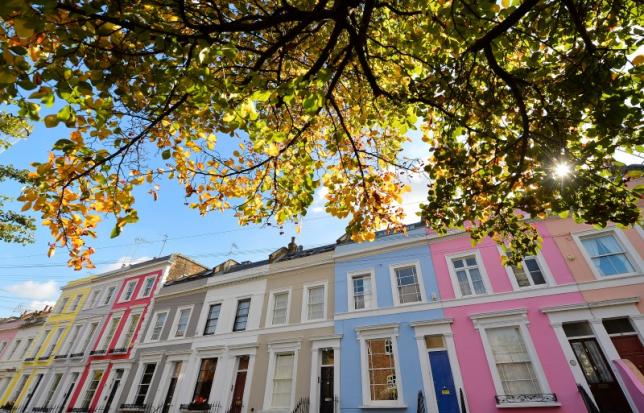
top-left (157, 234), bottom-right (169, 257)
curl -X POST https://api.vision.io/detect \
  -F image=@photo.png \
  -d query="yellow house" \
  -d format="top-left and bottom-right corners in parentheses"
top-left (0, 275), bottom-right (94, 410)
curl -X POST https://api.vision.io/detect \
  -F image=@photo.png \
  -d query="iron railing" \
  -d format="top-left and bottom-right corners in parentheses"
top-left (179, 401), bottom-right (222, 413)
top-left (69, 352), bottom-right (85, 358)
top-left (495, 393), bottom-right (557, 404)
top-left (89, 350), bottom-right (106, 356)
top-left (54, 355), bottom-right (68, 359)
top-left (109, 348), bottom-right (128, 355)
top-left (291, 398), bottom-right (309, 413)
top-left (119, 404), bottom-right (148, 411)
top-left (417, 391), bottom-right (426, 413)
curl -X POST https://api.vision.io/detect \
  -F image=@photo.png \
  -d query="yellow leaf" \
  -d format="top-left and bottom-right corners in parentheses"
top-left (633, 55), bottom-right (644, 66)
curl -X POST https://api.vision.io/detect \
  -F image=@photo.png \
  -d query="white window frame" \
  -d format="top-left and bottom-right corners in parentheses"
top-left (116, 310), bottom-right (143, 349)
top-left (267, 288), bottom-right (292, 327)
top-left (389, 261), bottom-right (427, 306)
top-left (170, 305), bottom-right (194, 339)
top-left (85, 290), bottom-right (101, 310)
top-left (75, 321), bottom-right (99, 355)
top-left (102, 286), bottom-right (117, 306)
top-left (146, 311), bottom-right (169, 342)
top-left (347, 269), bottom-right (378, 312)
top-left (119, 280), bottom-right (138, 302)
top-left (445, 250), bottom-right (492, 298)
top-left (232, 297), bottom-right (253, 332)
top-left (125, 356), bottom-right (162, 406)
top-left (301, 281), bottom-right (328, 322)
top-left (61, 324), bottom-right (83, 355)
top-left (501, 250), bottom-right (554, 291)
top-left (263, 341), bottom-right (300, 411)
top-left (470, 309), bottom-right (557, 408)
top-left (355, 324), bottom-right (405, 408)
top-left (572, 228), bottom-right (642, 279)
top-left (138, 276), bottom-right (156, 299)
top-left (68, 294), bottom-right (83, 312)
top-left (97, 312), bottom-right (123, 351)
top-left (150, 356), bottom-right (187, 408)
top-left (309, 337), bottom-right (341, 413)
top-left (200, 301), bottom-right (223, 336)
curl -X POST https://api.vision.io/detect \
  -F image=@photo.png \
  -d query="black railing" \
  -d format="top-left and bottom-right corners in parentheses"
top-left (89, 350), bottom-right (106, 355)
top-left (291, 398), bottom-right (309, 413)
top-left (54, 354), bottom-right (68, 359)
top-left (32, 408), bottom-right (53, 412)
top-left (109, 348), bottom-right (128, 354)
top-left (459, 388), bottom-right (467, 413)
top-left (120, 404), bottom-right (148, 411)
top-left (179, 402), bottom-right (217, 412)
top-left (24, 357), bottom-right (35, 361)
top-left (69, 352), bottom-right (84, 358)
top-left (37, 355), bottom-right (51, 360)
top-left (577, 385), bottom-right (600, 413)
top-left (417, 391), bottom-right (426, 413)
top-left (495, 393), bottom-right (557, 404)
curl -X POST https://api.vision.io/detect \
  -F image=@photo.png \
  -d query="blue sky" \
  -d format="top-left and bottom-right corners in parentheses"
top-left (0, 115), bottom-right (640, 317)
top-left (0, 118), bottom-right (429, 316)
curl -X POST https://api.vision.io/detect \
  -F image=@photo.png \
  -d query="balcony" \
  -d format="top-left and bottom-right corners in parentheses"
top-left (24, 357), bottom-right (35, 361)
top-left (109, 347), bottom-right (128, 354)
top-left (69, 352), bottom-right (85, 358)
top-left (495, 393), bottom-right (558, 407)
top-left (37, 355), bottom-right (51, 361)
top-left (32, 407), bottom-right (53, 412)
top-left (120, 403), bottom-right (147, 412)
top-left (180, 403), bottom-right (213, 411)
top-left (89, 349), bottom-right (106, 356)
top-left (54, 354), bottom-right (68, 359)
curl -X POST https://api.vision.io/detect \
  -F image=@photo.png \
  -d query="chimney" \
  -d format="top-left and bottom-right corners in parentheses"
top-left (287, 237), bottom-right (298, 255)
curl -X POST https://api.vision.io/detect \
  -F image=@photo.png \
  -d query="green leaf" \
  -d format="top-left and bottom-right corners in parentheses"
top-left (161, 149), bottom-right (171, 160)
top-left (44, 115), bottom-right (59, 128)
top-left (110, 225), bottom-right (121, 238)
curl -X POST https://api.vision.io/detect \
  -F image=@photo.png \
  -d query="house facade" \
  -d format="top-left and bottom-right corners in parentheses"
top-left (334, 224), bottom-right (450, 413)
top-left (65, 255), bottom-right (206, 413)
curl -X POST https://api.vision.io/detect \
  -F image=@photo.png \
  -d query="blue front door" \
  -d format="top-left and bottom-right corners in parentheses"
top-left (429, 350), bottom-right (460, 413)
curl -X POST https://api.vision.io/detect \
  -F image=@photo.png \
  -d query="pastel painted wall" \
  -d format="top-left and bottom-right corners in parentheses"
top-left (429, 226), bottom-right (588, 412)
top-left (0, 320), bottom-right (22, 360)
top-left (335, 243), bottom-right (439, 314)
top-left (335, 235), bottom-right (445, 413)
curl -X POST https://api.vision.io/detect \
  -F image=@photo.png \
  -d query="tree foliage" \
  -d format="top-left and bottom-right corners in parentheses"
top-left (0, 0), bottom-right (641, 268)
top-left (0, 112), bottom-right (35, 244)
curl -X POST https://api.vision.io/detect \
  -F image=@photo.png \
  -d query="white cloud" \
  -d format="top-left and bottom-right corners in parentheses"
top-left (25, 300), bottom-right (56, 311)
top-left (310, 187), bottom-right (329, 214)
top-left (4, 280), bottom-right (59, 300)
top-left (100, 256), bottom-right (152, 273)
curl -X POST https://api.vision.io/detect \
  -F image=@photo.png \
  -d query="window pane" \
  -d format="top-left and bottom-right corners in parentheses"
top-left (456, 270), bottom-right (472, 296)
top-left (193, 358), bottom-right (217, 403)
top-left (353, 275), bottom-right (372, 310)
top-left (151, 313), bottom-right (167, 341)
top-left (469, 268), bottom-right (486, 294)
top-left (307, 286), bottom-right (325, 320)
top-left (581, 234), bottom-right (635, 276)
top-left (424, 335), bottom-right (445, 349)
top-left (487, 326), bottom-right (541, 395)
top-left (524, 258), bottom-right (546, 285)
top-left (511, 264), bottom-right (531, 287)
top-left (233, 299), bottom-right (251, 332)
top-left (602, 318), bottom-right (635, 335)
top-left (175, 309), bottom-right (190, 337)
top-left (563, 321), bottom-right (593, 338)
top-left (135, 363), bottom-right (156, 405)
top-left (395, 266), bottom-right (422, 303)
top-left (204, 304), bottom-right (221, 335)
top-left (272, 292), bottom-right (289, 325)
top-left (367, 338), bottom-right (398, 401)
top-left (272, 353), bottom-right (294, 408)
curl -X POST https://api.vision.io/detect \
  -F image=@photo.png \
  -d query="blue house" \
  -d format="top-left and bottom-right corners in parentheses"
top-left (334, 224), bottom-right (464, 413)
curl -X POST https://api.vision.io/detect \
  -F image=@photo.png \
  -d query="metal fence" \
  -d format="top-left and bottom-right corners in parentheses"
top-left (0, 403), bottom-right (224, 413)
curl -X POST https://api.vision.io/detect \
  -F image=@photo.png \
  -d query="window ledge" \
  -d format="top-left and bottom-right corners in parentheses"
top-left (497, 402), bottom-right (561, 409)
top-left (359, 404), bottom-right (407, 409)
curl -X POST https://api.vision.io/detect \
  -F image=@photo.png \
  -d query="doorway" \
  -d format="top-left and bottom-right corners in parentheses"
top-left (162, 361), bottom-right (183, 413)
top-left (229, 356), bottom-right (249, 413)
top-left (103, 369), bottom-right (123, 413)
top-left (319, 349), bottom-right (335, 413)
top-left (57, 372), bottom-right (79, 413)
top-left (425, 335), bottom-right (459, 413)
top-left (602, 317), bottom-right (644, 374)
top-left (564, 322), bottom-right (632, 413)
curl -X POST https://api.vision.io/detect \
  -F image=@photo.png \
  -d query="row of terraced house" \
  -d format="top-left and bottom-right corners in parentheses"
top-left (0, 215), bottom-right (642, 413)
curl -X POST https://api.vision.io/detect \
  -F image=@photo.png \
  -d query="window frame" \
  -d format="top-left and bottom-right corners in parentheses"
top-left (263, 342), bottom-right (300, 411)
top-left (102, 286), bottom-right (117, 306)
top-left (301, 281), bottom-right (328, 322)
top-left (134, 362), bottom-right (157, 405)
top-left (202, 302), bottom-right (223, 336)
top-left (502, 251), bottom-right (553, 291)
top-left (146, 311), bottom-right (169, 342)
top-left (267, 288), bottom-right (292, 327)
top-left (355, 325), bottom-right (405, 408)
top-left (232, 297), bottom-right (252, 332)
top-left (68, 294), bottom-right (83, 312)
top-left (170, 305), bottom-right (194, 339)
top-left (138, 276), bottom-right (156, 299)
top-left (445, 250), bottom-right (492, 298)
top-left (117, 311), bottom-right (143, 349)
top-left (97, 312), bottom-right (123, 351)
top-left (388, 261), bottom-right (427, 306)
top-left (119, 280), bottom-right (138, 302)
top-left (471, 309), bottom-right (556, 407)
top-left (572, 228), bottom-right (642, 279)
top-left (347, 269), bottom-right (378, 312)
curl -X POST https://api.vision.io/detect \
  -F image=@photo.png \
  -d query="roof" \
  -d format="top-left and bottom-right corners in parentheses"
top-left (336, 221), bottom-right (427, 244)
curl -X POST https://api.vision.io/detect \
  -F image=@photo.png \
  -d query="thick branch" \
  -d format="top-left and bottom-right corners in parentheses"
top-left (468, 0), bottom-right (540, 52)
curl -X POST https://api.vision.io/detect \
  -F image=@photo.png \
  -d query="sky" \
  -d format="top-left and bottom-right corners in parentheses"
top-left (0, 116), bottom-right (640, 317)
top-left (0, 117), bottom-right (430, 317)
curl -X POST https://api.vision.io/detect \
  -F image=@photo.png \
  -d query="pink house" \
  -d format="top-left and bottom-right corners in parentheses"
top-left (428, 222), bottom-right (591, 412)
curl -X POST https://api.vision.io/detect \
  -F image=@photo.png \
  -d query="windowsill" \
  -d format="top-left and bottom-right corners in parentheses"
top-left (392, 300), bottom-right (425, 307)
top-left (496, 402), bottom-right (561, 409)
top-left (359, 404), bottom-right (407, 409)
top-left (593, 272), bottom-right (642, 281)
